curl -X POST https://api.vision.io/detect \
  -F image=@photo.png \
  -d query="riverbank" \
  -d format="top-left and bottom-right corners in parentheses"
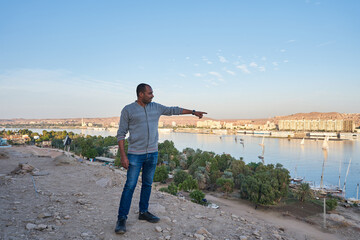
top-left (1, 146), bottom-right (359, 239)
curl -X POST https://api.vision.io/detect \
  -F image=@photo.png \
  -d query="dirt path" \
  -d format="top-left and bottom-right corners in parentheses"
top-left (205, 195), bottom-right (339, 240)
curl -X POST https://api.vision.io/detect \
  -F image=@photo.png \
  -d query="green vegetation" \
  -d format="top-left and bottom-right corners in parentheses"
top-left (154, 165), bottom-right (169, 183)
top-left (294, 183), bottom-right (312, 202)
top-left (173, 170), bottom-right (190, 186)
top-left (189, 190), bottom-right (206, 205)
top-left (159, 183), bottom-right (178, 196)
top-left (0, 129), bottom-right (118, 159)
top-left (156, 141), bottom-right (291, 206)
top-left (326, 198), bottom-right (338, 211)
top-left (178, 175), bottom-right (198, 192)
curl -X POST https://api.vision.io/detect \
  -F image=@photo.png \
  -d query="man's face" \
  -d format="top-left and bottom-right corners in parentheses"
top-left (140, 86), bottom-right (154, 104)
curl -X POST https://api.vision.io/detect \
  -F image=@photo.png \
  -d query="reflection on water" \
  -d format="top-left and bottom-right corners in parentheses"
top-left (3, 128), bottom-right (359, 199)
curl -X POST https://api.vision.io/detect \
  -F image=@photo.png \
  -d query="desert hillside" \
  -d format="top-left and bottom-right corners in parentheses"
top-left (1, 146), bottom-right (359, 240)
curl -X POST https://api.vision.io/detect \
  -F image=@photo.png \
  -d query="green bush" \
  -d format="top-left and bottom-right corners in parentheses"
top-left (154, 165), bottom-right (169, 183)
top-left (216, 178), bottom-right (234, 194)
top-left (190, 190), bottom-right (206, 205)
top-left (294, 183), bottom-right (312, 202)
top-left (174, 170), bottom-right (190, 186)
top-left (240, 163), bottom-right (290, 205)
top-left (178, 175), bottom-right (198, 192)
top-left (167, 183), bottom-right (178, 196)
top-left (326, 199), bottom-right (338, 211)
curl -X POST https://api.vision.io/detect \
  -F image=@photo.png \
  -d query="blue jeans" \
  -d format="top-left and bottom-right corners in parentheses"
top-left (117, 152), bottom-right (158, 220)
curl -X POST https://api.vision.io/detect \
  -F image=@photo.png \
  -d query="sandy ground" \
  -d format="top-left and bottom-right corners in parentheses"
top-left (0, 146), bottom-right (358, 240)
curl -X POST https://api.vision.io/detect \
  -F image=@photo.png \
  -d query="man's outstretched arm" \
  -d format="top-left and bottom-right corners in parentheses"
top-left (181, 109), bottom-right (207, 119)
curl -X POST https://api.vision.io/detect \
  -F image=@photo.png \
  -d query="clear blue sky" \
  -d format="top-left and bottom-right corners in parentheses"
top-left (1, 0), bottom-right (359, 119)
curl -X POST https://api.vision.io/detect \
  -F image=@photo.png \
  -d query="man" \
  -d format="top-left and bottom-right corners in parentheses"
top-left (115, 83), bottom-right (206, 234)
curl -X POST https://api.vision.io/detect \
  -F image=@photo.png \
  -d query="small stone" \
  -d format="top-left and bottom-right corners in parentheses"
top-left (81, 232), bottom-right (89, 237)
top-left (253, 231), bottom-right (260, 236)
top-left (36, 224), bottom-right (47, 231)
top-left (155, 226), bottom-right (162, 232)
top-left (196, 227), bottom-right (211, 236)
top-left (273, 233), bottom-right (282, 240)
top-left (180, 208), bottom-right (185, 211)
top-left (38, 212), bottom-right (52, 219)
top-left (231, 214), bottom-right (239, 218)
top-left (162, 216), bottom-right (172, 223)
top-left (194, 215), bottom-right (203, 219)
top-left (240, 217), bottom-right (246, 221)
top-left (194, 233), bottom-right (205, 240)
top-left (278, 227), bottom-right (285, 232)
top-left (63, 215), bottom-right (71, 219)
top-left (240, 236), bottom-right (248, 240)
top-left (26, 223), bottom-right (37, 230)
top-left (172, 220), bottom-right (177, 223)
top-left (165, 236), bottom-right (171, 240)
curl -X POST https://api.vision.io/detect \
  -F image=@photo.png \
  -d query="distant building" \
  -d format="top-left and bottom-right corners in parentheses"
top-left (278, 119), bottom-right (355, 132)
top-left (197, 120), bottom-right (222, 129)
top-left (108, 145), bottom-right (118, 157)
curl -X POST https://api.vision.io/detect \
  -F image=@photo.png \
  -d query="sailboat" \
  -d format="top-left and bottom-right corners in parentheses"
top-left (322, 136), bottom-right (329, 150)
top-left (300, 138), bottom-right (305, 145)
top-left (292, 144), bottom-right (304, 183)
top-left (319, 148), bottom-right (328, 195)
top-left (258, 136), bottom-right (265, 163)
top-left (342, 158), bottom-right (352, 194)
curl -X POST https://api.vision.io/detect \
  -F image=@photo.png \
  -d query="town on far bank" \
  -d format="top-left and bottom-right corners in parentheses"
top-left (1, 112), bottom-right (360, 142)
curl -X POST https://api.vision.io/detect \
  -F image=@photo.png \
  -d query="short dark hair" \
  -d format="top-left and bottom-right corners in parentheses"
top-left (136, 83), bottom-right (150, 97)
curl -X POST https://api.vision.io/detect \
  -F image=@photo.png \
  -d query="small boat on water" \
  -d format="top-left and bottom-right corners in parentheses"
top-left (291, 177), bottom-right (304, 183)
top-left (258, 136), bottom-right (265, 163)
top-left (322, 136), bottom-right (329, 150)
top-left (300, 138), bottom-right (305, 145)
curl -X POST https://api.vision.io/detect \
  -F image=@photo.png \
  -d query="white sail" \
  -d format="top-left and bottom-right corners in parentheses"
top-left (343, 158), bottom-right (352, 193)
top-left (300, 138), bottom-right (305, 145)
top-left (322, 136), bottom-right (329, 150)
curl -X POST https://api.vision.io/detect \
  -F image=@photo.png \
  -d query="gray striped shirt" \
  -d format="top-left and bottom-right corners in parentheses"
top-left (117, 101), bottom-right (182, 155)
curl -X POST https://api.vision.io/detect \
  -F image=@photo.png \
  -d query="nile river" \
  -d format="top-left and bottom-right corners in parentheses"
top-left (3, 128), bottom-right (359, 199)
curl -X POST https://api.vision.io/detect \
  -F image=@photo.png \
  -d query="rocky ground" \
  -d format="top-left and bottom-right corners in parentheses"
top-left (0, 146), bottom-right (358, 240)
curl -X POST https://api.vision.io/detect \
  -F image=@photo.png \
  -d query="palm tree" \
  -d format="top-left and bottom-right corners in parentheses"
top-left (296, 183), bottom-right (312, 202)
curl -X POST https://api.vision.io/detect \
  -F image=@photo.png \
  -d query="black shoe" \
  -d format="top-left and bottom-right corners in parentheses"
top-left (115, 218), bottom-right (126, 234)
top-left (138, 211), bottom-right (160, 223)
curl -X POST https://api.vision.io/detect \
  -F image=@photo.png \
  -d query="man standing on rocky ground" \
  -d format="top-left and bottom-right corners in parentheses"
top-left (115, 83), bottom-right (206, 234)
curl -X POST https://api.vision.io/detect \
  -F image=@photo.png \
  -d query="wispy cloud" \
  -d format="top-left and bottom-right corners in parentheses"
top-left (236, 65), bottom-right (251, 74)
top-left (258, 66), bottom-right (266, 72)
top-left (219, 56), bottom-right (227, 63)
top-left (194, 73), bottom-right (203, 77)
top-left (261, 57), bottom-right (267, 61)
top-left (287, 39), bottom-right (296, 43)
top-left (317, 40), bottom-right (336, 47)
top-left (280, 49), bottom-right (286, 52)
top-left (209, 71), bottom-right (223, 78)
top-left (224, 69), bottom-right (235, 76)
top-left (272, 62), bottom-right (279, 66)
top-left (249, 62), bottom-right (258, 68)
top-left (178, 73), bottom-right (186, 78)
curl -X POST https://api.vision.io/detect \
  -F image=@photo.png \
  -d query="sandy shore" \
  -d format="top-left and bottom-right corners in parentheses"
top-left (0, 146), bottom-right (358, 240)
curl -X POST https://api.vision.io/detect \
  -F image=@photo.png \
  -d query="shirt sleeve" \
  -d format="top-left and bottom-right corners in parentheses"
top-left (116, 108), bottom-right (129, 142)
top-left (157, 103), bottom-right (183, 116)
